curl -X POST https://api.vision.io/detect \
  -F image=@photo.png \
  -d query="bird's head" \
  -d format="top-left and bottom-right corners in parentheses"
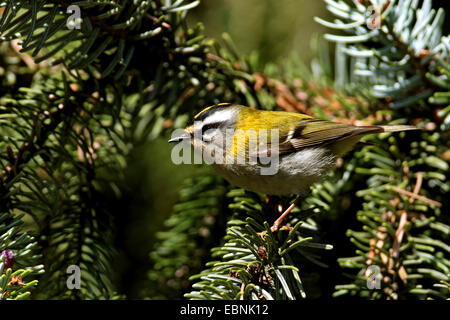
top-left (168, 103), bottom-right (239, 151)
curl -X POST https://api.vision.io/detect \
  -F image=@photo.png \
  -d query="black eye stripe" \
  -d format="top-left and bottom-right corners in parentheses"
top-left (202, 122), bottom-right (221, 133)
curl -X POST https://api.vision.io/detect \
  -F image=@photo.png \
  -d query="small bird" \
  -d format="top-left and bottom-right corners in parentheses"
top-left (169, 103), bottom-right (418, 231)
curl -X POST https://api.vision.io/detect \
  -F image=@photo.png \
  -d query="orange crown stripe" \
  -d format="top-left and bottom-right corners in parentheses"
top-left (194, 103), bottom-right (231, 119)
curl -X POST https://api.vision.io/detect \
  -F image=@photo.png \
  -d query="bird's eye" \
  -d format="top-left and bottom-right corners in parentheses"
top-left (201, 122), bottom-right (220, 135)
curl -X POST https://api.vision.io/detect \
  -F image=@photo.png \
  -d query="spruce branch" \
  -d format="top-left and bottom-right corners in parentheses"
top-left (146, 174), bottom-right (228, 299)
top-left (1, 0), bottom-right (447, 301)
top-left (316, 0), bottom-right (449, 109)
top-left (335, 135), bottom-right (449, 299)
top-left (186, 189), bottom-right (336, 300)
top-left (314, 0), bottom-right (450, 300)
top-left (0, 212), bottom-right (44, 300)
top-left (0, 71), bottom-right (127, 298)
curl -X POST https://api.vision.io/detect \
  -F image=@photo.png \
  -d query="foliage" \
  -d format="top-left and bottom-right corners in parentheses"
top-left (146, 174), bottom-right (228, 299)
top-left (316, 0), bottom-right (450, 299)
top-left (0, 212), bottom-right (44, 299)
top-left (0, 0), bottom-right (448, 300)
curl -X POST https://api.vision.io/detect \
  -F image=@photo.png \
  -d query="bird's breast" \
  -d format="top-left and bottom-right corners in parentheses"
top-left (212, 147), bottom-right (338, 195)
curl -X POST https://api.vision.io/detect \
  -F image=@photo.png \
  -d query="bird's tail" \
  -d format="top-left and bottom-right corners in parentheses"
top-left (378, 124), bottom-right (419, 132)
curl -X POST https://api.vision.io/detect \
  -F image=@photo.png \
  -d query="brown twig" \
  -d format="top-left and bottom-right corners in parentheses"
top-left (389, 186), bottom-right (442, 207)
top-left (409, 172), bottom-right (423, 204)
top-left (11, 40), bottom-right (39, 71)
top-left (392, 211), bottom-right (407, 259)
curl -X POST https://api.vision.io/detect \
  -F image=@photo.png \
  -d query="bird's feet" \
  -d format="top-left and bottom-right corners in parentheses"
top-left (257, 225), bottom-right (293, 238)
top-left (257, 196), bottom-right (300, 238)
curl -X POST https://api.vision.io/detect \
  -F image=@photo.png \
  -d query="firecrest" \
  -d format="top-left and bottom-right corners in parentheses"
top-left (169, 103), bottom-right (417, 195)
top-left (169, 103), bottom-right (418, 230)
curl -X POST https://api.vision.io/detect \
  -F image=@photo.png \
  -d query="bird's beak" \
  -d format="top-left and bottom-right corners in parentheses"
top-left (168, 131), bottom-right (191, 143)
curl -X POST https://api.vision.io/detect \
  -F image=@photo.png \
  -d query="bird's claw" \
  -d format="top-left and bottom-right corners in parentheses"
top-left (257, 225), bottom-right (293, 239)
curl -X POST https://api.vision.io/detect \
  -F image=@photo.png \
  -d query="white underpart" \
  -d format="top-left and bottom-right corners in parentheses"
top-left (213, 147), bottom-right (337, 196)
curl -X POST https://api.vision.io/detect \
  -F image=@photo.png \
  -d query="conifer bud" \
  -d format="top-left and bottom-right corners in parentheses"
top-left (1, 249), bottom-right (14, 271)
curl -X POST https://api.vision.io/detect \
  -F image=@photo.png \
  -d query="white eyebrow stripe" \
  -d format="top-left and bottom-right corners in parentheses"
top-left (202, 109), bottom-right (236, 126)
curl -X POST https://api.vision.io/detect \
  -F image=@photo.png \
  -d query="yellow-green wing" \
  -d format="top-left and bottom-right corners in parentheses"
top-left (277, 119), bottom-right (382, 154)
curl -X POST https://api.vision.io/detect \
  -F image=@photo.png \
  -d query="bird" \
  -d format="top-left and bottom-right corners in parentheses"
top-left (168, 103), bottom-right (418, 232)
